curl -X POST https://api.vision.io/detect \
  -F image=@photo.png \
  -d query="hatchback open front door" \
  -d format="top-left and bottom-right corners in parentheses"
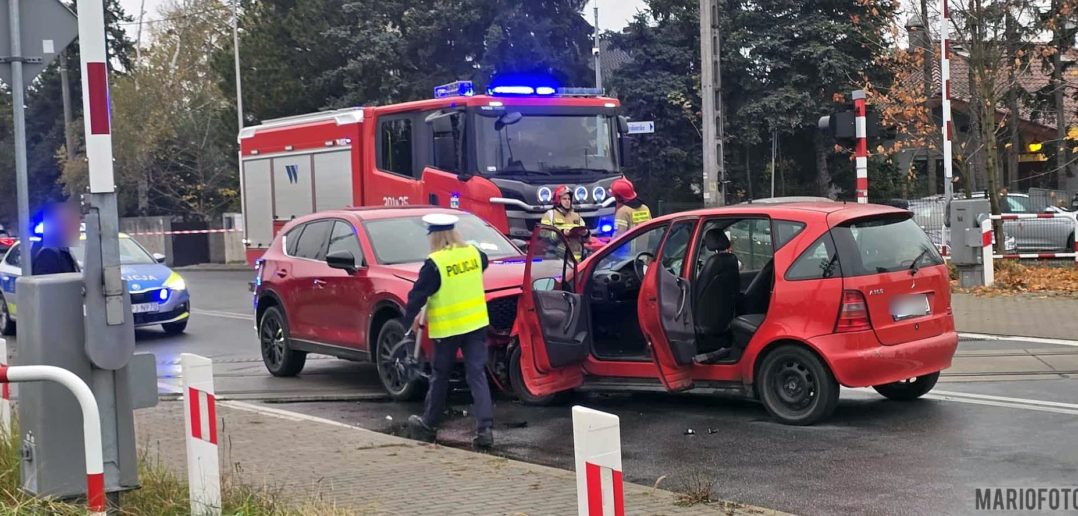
top-left (514, 225), bottom-right (590, 397)
top-left (638, 249), bottom-right (696, 392)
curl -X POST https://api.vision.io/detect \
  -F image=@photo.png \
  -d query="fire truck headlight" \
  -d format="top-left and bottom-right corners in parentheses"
top-left (537, 187), bottom-right (553, 204)
top-left (574, 186), bottom-right (588, 202)
top-left (592, 186), bottom-right (607, 203)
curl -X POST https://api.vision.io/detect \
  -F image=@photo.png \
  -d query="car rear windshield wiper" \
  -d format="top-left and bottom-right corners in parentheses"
top-left (909, 248), bottom-right (931, 275)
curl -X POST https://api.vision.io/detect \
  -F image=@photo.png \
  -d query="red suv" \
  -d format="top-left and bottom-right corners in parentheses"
top-left (513, 201), bottom-right (958, 425)
top-left (253, 207), bottom-right (526, 400)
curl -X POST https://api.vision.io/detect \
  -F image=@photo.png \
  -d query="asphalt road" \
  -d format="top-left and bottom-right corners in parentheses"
top-left (152, 270), bottom-right (1078, 515)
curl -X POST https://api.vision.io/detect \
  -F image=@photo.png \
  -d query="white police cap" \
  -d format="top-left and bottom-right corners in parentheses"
top-left (422, 213), bottom-right (459, 233)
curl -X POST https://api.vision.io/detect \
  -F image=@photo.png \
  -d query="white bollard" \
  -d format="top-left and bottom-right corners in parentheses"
top-left (981, 217), bottom-right (994, 287)
top-left (0, 338), bottom-right (9, 435)
top-left (181, 353), bottom-right (221, 516)
top-left (572, 406), bottom-right (624, 516)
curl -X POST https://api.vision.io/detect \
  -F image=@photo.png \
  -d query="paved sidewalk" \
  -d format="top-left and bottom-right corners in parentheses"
top-left (951, 293), bottom-right (1078, 340)
top-left (136, 400), bottom-right (779, 515)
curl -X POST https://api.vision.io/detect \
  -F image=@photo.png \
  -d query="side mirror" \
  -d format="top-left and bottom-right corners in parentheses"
top-left (153, 253), bottom-right (166, 263)
top-left (425, 111), bottom-right (462, 173)
top-left (326, 250), bottom-right (360, 274)
top-left (617, 116), bottom-right (632, 168)
top-left (532, 277), bottom-right (556, 291)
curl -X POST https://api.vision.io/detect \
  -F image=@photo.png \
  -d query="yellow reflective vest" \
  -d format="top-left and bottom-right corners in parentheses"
top-left (426, 245), bottom-right (489, 339)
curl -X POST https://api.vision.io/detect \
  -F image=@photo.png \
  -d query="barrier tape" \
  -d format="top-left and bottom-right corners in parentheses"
top-left (128, 229), bottom-right (242, 236)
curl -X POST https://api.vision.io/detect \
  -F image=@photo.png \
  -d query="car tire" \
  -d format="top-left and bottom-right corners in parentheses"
top-left (509, 345), bottom-right (569, 406)
top-left (258, 306), bottom-right (306, 377)
top-left (0, 292), bottom-right (14, 336)
top-left (757, 345), bottom-right (840, 426)
top-left (374, 319), bottom-right (425, 401)
top-left (162, 319), bottom-right (188, 335)
top-left (873, 372), bottom-right (940, 401)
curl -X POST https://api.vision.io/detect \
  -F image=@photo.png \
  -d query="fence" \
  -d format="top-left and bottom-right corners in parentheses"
top-left (980, 213), bottom-right (1078, 286)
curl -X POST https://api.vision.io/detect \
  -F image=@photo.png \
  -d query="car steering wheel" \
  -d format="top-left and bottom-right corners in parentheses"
top-left (634, 252), bottom-right (654, 280)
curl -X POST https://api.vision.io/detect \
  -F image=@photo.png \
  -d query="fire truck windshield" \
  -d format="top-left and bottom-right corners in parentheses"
top-left (475, 113), bottom-right (618, 178)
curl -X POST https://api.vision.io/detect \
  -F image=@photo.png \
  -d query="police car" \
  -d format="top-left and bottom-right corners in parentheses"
top-left (0, 233), bottom-right (191, 335)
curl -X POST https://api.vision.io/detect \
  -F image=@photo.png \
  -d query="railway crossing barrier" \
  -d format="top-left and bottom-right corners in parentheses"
top-left (0, 364), bottom-right (106, 515)
top-left (980, 213), bottom-right (1078, 287)
top-left (0, 339), bottom-right (9, 434)
top-left (181, 353), bottom-right (221, 515)
top-left (572, 406), bottom-right (624, 516)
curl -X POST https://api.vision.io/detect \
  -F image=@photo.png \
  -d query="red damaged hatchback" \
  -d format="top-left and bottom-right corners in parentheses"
top-left (513, 201), bottom-right (959, 425)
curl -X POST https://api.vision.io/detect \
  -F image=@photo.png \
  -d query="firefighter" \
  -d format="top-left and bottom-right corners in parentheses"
top-left (404, 213), bottom-right (494, 449)
top-left (31, 202), bottom-right (81, 276)
top-left (611, 178), bottom-right (651, 237)
top-left (542, 185), bottom-right (587, 259)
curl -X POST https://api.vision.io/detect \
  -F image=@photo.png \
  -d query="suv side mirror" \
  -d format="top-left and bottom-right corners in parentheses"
top-left (617, 116), bottom-right (632, 168)
top-left (425, 111), bottom-right (463, 177)
top-left (326, 250), bottom-right (360, 274)
top-left (152, 253), bottom-right (166, 263)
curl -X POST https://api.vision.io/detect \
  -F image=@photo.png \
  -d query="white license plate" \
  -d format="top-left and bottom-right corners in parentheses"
top-left (890, 294), bottom-right (930, 321)
top-left (132, 302), bottom-right (159, 314)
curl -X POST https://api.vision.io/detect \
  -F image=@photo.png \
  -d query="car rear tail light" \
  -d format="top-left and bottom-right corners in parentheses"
top-left (835, 290), bottom-right (872, 333)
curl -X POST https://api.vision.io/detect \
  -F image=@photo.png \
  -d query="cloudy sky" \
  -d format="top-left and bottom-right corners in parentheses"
top-left (118, 0), bottom-right (647, 38)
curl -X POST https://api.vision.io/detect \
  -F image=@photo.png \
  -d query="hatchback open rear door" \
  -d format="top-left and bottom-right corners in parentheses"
top-left (638, 254), bottom-right (696, 391)
top-left (515, 225), bottom-right (590, 397)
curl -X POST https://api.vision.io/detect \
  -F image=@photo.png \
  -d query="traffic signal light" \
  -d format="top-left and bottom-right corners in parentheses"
top-left (817, 110), bottom-right (881, 141)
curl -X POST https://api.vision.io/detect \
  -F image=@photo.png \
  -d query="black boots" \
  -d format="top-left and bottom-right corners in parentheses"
top-left (408, 415), bottom-right (436, 443)
top-left (473, 428), bottom-right (494, 449)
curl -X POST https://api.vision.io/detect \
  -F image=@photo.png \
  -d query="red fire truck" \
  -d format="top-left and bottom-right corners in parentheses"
top-left (238, 79), bottom-right (632, 264)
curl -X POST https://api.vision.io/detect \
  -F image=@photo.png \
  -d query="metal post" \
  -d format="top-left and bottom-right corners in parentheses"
top-left (232, 0), bottom-right (244, 131)
top-left (853, 90), bottom-right (868, 204)
top-left (770, 128), bottom-right (777, 198)
top-left (593, 6), bottom-right (602, 90)
top-left (9, 0), bottom-right (30, 276)
top-left (700, 0), bottom-right (726, 206)
top-left (60, 53), bottom-right (75, 160)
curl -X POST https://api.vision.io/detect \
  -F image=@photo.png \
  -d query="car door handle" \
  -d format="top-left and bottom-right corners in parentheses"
top-left (562, 292), bottom-right (577, 334)
top-left (313, 279), bottom-right (327, 288)
top-left (674, 280), bottom-right (688, 321)
top-left (275, 270), bottom-right (288, 278)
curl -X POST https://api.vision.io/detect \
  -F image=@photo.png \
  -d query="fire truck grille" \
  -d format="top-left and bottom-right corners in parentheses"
top-left (487, 296), bottom-right (518, 332)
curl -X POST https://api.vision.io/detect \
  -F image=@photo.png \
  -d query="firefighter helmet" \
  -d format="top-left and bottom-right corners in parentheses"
top-left (610, 178), bottom-right (637, 202)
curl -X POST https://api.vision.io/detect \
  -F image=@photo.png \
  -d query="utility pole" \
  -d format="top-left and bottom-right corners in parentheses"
top-left (60, 53), bottom-right (75, 160)
top-left (700, 0), bottom-right (726, 206)
top-left (593, 5), bottom-right (602, 90)
top-left (8, 0), bottom-right (29, 276)
top-left (232, 0), bottom-right (244, 131)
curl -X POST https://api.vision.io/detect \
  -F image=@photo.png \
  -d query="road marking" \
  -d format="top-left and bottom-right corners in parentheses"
top-left (220, 399), bottom-right (377, 432)
top-left (191, 309), bottom-right (254, 321)
top-left (849, 387), bottom-right (1078, 416)
top-left (932, 389), bottom-right (1078, 410)
top-left (959, 332), bottom-right (1078, 348)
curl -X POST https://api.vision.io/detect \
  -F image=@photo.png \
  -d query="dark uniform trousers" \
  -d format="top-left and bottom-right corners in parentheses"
top-left (421, 327), bottom-right (494, 431)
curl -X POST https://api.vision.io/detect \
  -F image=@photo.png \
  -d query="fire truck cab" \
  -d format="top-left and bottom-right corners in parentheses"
top-left (238, 79), bottom-right (631, 264)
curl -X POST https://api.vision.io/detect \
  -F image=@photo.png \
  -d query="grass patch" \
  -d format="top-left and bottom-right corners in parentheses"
top-left (0, 425), bottom-right (350, 515)
top-left (954, 260), bottom-right (1078, 297)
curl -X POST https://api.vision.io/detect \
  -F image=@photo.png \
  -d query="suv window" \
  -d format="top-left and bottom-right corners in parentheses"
top-left (831, 215), bottom-right (943, 276)
top-left (293, 220), bottom-right (332, 261)
top-left (378, 118), bottom-right (414, 177)
top-left (786, 233), bottom-right (841, 280)
top-left (596, 224), bottom-right (669, 271)
top-left (284, 226), bottom-right (303, 256)
top-left (4, 244), bottom-right (18, 267)
top-left (327, 220), bottom-right (363, 262)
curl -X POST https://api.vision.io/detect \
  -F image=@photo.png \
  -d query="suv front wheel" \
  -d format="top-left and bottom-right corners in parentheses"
top-left (259, 306), bottom-right (306, 377)
top-left (374, 319), bottom-right (425, 401)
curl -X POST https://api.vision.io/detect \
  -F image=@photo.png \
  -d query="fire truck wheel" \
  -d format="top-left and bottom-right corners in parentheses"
top-left (375, 319), bottom-right (425, 401)
top-left (259, 306), bottom-right (306, 377)
top-left (509, 346), bottom-right (569, 406)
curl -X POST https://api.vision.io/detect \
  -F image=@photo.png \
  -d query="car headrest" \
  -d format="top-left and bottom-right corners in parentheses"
top-left (704, 229), bottom-right (730, 252)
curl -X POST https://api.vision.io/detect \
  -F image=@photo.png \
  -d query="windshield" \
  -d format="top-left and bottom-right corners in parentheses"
top-left (1004, 195), bottom-right (1034, 213)
top-left (364, 214), bottom-right (522, 265)
top-left (475, 113), bottom-right (617, 176)
top-left (70, 236), bottom-right (158, 266)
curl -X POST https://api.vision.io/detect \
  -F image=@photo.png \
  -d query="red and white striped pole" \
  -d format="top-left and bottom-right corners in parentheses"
top-left (853, 90), bottom-right (869, 204)
top-left (77, 0), bottom-right (115, 193)
top-left (181, 353), bottom-right (221, 515)
top-left (0, 365), bottom-right (105, 515)
top-left (573, 406), bottom-right (624, 516)
top-left (981, 217), bottom-right (995, 286)
top-left (940, 0), bottom-right (954, 246)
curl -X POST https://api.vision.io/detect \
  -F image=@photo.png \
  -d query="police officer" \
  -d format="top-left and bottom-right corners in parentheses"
top-left (405, 213), bottom-right (495, 448)
top-left (611, 178), bottom-right (651, 237)
top-left (542, 185), bottom-right (587, 259)
top-left (31, 202), bottom-right (81, 275)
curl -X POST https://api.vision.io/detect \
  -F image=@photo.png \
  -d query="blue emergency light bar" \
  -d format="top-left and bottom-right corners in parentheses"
top-left (433, 80), bottom-right (475, 99)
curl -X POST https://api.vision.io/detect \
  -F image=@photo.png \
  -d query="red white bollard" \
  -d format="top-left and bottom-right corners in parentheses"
top-left (0, 364), bottom-right (105, 515)
top-left (572, 406), bottom-right (624, 516)
top-left (181, 353), bottom-right (221, 515)
top-left (0, 339), bottom-right (10, 435)
top-left (981, 218), bottom-right (994, 287)
top-left (853, 90), bottom-right (868, 204)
